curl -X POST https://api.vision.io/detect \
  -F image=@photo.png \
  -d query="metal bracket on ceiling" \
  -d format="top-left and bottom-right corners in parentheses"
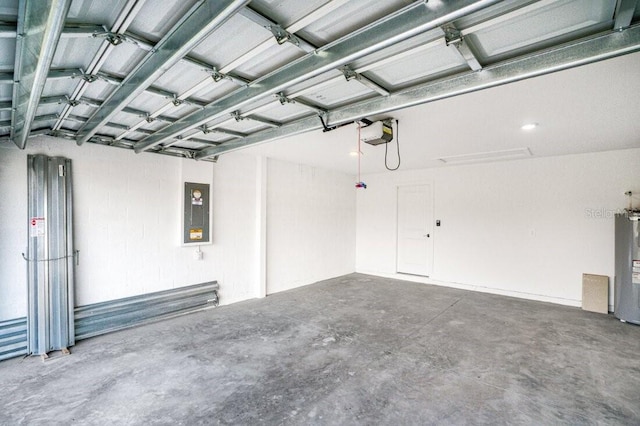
top-left (145, 114), bottom-right (155, 123)
top-left (172, 96), bottom-right (184, 107)
top-left (200, 125), bottom-right (211, 134)
top-left (341, 66), bottom-right (360, 82)
top-left (442, 24), bottom-right (482, 72)
top-left (341, 66), bottom-right (390, 96)
top-left (79, 72), bottom-right (98, 83)
top-left (65, 97), bottom-right (80, 107)
top-left (206, 67), bottom-right (228, 83)
top-left (443, 25), bottom-right (463, 47)
top-left (276, 91), bottom-right (327, 116)
top-left (276, 92), bottom-right (292, 105)
top-left (92, 30), bottom-right (126, 46)
top-left (267, 24), bottom-right (299, 46)
top-left (231, 110), bottom-right (244, 122)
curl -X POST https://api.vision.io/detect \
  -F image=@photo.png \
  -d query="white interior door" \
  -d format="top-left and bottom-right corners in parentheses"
top-left (397, 184), bottom-right (433, 276)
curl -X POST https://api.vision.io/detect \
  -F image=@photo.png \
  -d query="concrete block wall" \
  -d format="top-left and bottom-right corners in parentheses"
top-left (356, 148), bottom-right (640, 308)
top-left (0, 137), bottom-right (357, 320)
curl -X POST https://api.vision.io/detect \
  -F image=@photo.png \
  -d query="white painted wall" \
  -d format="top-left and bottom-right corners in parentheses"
top-left (356, 148), bottom-right (640, 307)
top-left (0, 137), bottom-right (245, 320)
top-left (0, 137), bottom-right (358, 321)
top-left (266, 159), bottom-right (356, 294)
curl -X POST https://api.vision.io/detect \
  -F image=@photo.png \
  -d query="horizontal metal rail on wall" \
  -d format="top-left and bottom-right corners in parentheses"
top-left (74, 281), bottom-right (219, 341)
top-left (0, 318), bottom-right (28, 361)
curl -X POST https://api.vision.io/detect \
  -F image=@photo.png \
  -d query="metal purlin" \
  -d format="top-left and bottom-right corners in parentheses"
top-left (52, 0), bottom-right (148, 131)
top-left (27, 155), bottom-right (75, 357)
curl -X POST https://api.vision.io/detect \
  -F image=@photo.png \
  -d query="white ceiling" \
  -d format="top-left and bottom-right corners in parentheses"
top-left (240, 50), bottom-right (640, 175)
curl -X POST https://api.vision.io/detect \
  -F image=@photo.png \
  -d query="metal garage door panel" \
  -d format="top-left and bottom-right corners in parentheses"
top-left (469, 0), bottom-right (617, 59)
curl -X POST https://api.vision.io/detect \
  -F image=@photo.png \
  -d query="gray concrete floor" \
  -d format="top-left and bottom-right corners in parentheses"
top-left (1, 273), bottom-right (640, 425)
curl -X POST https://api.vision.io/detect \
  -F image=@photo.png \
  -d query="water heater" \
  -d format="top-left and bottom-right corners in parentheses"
top-left (614, 211), bottom-right (640, 324)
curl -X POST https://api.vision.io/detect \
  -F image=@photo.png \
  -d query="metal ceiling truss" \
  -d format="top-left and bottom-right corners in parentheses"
top-left (2, 0), bottom-right (639, 160)
top-left (52, 0), bottom-right (147, 132)
top-left (133, 0), bottom-right (501, 153)
top-left (10, 0), bottom-right (72, 149)
top-left (196, 23), bottom-right (640, 159)
top-left (75, 0), bottom-right (251, 145)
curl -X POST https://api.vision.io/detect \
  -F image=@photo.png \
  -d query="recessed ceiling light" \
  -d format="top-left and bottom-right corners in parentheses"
top-left (521, 123), bottom-right (538, 131)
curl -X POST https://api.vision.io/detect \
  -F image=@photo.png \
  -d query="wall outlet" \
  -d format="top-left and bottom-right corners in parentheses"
top-left (194, 248), bottom-right (203, 261)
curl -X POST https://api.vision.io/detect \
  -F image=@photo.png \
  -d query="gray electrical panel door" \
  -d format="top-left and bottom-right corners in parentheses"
top-left (27, 155), bottom-right (75, 355)
top-left (614, 212), bottom-right (640, 324)
top-left (183, 182), bottom-right (210, 244)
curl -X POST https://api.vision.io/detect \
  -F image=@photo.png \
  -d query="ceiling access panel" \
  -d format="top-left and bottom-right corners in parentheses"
top-left (125, 0), bottom-right (201, 40)
top-left (232, 41), bottom-right (307, 80)
top-left (364, 42), bottom-right (470, 91)
top-left (189, 13), bottom-right (275, 72)
top-left (296, 0), bottom-right (416, 46)
top-left (50, 37), bottom-right (105, 69)
top-left (466, 0), bottom-right (618, 63)
top-left (66, 0), bottom-right (133, 26)
top-left (248, 0), bottom-right (331, 29)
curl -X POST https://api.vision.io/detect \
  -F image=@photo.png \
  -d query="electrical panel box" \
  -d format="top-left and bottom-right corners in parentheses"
top-left (183, 182), bottom-right (210, 245)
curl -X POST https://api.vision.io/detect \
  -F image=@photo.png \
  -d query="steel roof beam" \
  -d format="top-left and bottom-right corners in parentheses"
top-left (134, 0), bottom-right (499, 153)
top-left (10, 0), bottom-right (72, 148)
top-left (0, 23), bottom-right (105, 38)
top-left (76, 0), bottom-right (250, 145)
top-left (123, 30), bottom-right (250, 86)
top-left (118, 1), bottom-right (336, 147)
top-left (0, 101), bottom-right (11, 111)
top-left (195, 24), bottom-right (640, 159)
top-left (614, 0), bottom-right (638, 31)
top-left (53, 0), bottom-right (148, 132)
top-left (242, 5), bottom-right (390, 102)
